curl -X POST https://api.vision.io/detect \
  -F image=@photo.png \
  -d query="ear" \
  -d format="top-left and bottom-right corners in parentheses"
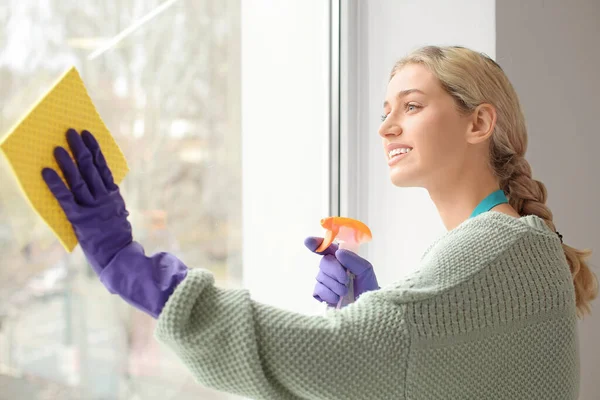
top-left (466, 103), bottom-right (497, 144)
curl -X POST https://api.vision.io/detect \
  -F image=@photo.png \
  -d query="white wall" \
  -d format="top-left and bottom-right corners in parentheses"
top-left (241, 0), bottom-right (331, 315)
top-left (352, 0), bottom-right (496, 284)
top-left (496, 1), bottom-right (600, 398)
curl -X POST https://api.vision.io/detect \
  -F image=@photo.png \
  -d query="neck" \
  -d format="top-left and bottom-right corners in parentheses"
top-left (427, 170), bottom-right (502, 231)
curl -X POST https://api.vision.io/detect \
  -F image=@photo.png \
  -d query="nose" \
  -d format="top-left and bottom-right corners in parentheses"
top-left (378, 119), bottom-right (402, 138)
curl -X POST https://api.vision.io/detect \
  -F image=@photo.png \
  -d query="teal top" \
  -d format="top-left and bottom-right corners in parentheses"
top-left (154, 211), bottom-right (578, 400)
top-left (470, 189), bottom-right (508, 218)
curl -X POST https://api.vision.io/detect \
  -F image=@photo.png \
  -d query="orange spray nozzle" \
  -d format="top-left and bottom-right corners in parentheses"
top-left (315, 216), bottom-right (372, 253)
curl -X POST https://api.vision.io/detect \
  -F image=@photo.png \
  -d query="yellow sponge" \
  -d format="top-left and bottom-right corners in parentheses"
top-left (0, 66), bottom-right (129, 252)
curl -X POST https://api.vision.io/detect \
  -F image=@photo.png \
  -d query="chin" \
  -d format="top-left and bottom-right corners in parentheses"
top-left (389, 170), bottom-right (421, 188)
top-left (386, 154), bottom-right (423, 188)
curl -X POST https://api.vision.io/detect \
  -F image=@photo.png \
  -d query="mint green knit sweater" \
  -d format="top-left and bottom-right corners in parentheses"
top-left (154, 212), bottom-right (579, 399)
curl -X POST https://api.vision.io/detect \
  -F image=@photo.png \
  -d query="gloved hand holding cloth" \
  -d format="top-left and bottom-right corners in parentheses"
top-left (42, 128), bottom-right (188, 318)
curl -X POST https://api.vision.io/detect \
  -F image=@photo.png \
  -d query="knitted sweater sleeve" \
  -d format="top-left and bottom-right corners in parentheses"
top-left (154, 268), bottom-right (410, 400)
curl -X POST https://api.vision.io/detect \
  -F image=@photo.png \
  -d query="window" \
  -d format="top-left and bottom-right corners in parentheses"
top-left (0, 1), bottom-right (334, 398)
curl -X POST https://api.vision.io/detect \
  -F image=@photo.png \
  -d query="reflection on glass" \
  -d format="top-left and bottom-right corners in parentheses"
top-left (0, 1), bottom-right (242, 398)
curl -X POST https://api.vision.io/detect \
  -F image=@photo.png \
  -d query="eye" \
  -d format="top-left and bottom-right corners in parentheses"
top-left (380, 114), bottom-right (388, 122)
top-left (405, 103), bottom-right (421, 112)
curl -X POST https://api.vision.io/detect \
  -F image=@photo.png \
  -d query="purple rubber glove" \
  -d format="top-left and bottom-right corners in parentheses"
top-left (304, 237), bottom-right (379, 307)
top-left (42, 128), bottom-right (188, 318)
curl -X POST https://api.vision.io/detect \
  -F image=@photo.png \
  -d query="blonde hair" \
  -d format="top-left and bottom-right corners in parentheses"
top-left (391, 45), bottom-right (597, 317)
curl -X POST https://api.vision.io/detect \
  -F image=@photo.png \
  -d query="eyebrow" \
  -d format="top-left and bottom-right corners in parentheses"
top-left (383, 89), bottom-right (426, 108)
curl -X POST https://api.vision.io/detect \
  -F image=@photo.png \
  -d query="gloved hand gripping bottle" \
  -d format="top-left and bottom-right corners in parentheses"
top-left (315, 217), bottom-right (373, 309)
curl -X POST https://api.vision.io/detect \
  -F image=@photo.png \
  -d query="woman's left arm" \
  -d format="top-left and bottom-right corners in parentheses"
top-left (43, 129), bottom-right (410, 399)
top-left (152, 264), bottom-right (408, 400)
top-left (42, 129), bottom-right (188, 318)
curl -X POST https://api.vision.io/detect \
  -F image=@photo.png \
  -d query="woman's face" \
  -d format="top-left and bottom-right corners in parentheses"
top-left (379, 63), bottom-right (472, 189)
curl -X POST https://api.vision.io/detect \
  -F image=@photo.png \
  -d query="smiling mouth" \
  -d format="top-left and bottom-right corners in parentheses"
top-left (388, 147), bottom-right (413, 159)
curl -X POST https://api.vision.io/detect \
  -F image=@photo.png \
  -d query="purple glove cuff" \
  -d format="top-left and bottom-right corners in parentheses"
top-left (100, 241), bottom-right (189, 318)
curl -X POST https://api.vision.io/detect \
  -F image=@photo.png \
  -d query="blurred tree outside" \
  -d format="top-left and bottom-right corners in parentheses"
top-left (0, 0), bottom-right (242, 398)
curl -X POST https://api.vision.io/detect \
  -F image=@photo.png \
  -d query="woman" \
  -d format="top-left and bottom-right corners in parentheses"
top-left (42, 46), bottom-right (597, 399)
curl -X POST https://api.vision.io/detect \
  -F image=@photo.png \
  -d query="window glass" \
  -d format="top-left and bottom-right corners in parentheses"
top-left (0, 1), bottom-right (244, 398)
top-left (0, 1), bottom-right (332, 398)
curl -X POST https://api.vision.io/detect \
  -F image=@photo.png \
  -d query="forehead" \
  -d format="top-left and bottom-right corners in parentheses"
top-left (385, 63), bottom-right (440, 99)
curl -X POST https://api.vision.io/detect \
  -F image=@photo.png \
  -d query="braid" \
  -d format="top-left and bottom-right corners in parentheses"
top-left (502, 157), bottom-right (554, 228)
top-left (500, 156), bottom-right (597, 317)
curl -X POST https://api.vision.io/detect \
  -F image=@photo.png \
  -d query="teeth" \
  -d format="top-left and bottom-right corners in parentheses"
top-left (388, 148), bottom-right (413, 158)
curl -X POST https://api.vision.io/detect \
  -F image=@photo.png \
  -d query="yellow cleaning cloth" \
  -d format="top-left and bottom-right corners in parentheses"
top-left (0, 66), bottom-right (129, 252)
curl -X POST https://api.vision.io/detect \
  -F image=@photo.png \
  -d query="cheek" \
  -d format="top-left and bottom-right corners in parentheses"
top-left (413, 110), bottom-right (465, 166)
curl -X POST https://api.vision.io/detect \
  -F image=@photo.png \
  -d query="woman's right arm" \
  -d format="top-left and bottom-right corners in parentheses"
top-left (304, 237), bottom-right (380, 307)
